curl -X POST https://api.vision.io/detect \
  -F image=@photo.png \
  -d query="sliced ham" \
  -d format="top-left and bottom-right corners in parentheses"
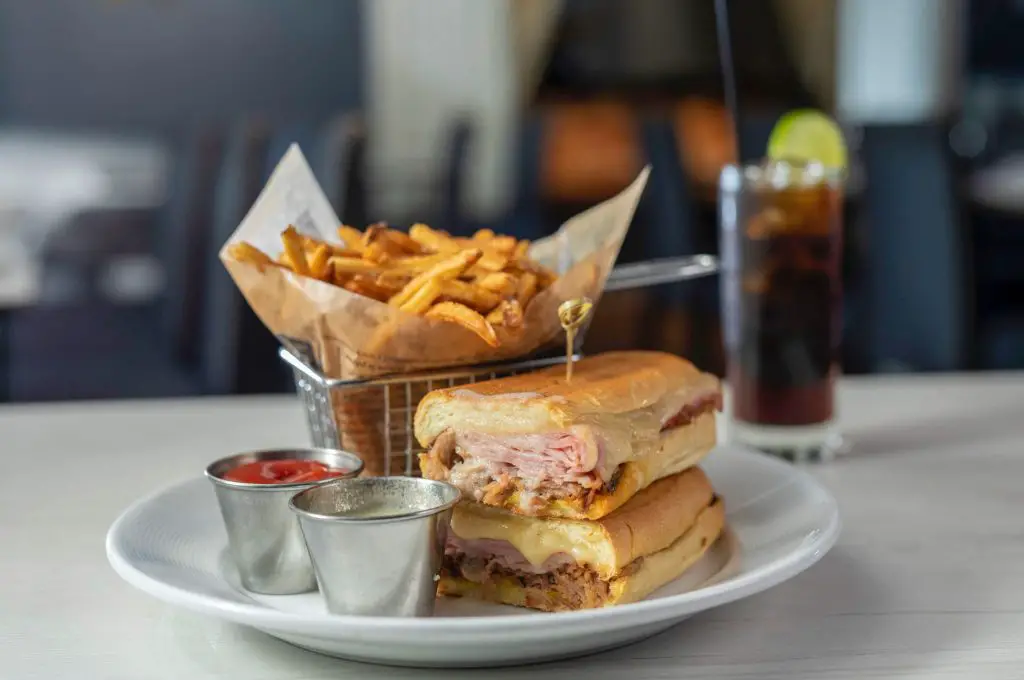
top-left (455, 429), bottom-right (604, 492)
top-left (422, 393), bottom-right (720, 507)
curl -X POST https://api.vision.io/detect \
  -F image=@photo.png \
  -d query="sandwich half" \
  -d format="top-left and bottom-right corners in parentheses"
top-left (415, 351), bottom-right (721, 519)
top-left (440, 466), bottom-right (725, 611)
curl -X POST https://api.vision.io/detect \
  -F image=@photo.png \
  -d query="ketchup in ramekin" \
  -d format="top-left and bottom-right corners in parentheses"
top-left (204, 448), bottom-right (364, 595)
top-left (223, 459), bottom-right (353, 485)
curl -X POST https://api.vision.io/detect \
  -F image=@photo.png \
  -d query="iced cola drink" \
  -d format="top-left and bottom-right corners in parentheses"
top-left (719, 161), bottom-right (843, 460)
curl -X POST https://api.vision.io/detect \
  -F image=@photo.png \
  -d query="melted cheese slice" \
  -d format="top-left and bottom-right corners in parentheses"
top-left (449, 503), bottom-right (613, 569)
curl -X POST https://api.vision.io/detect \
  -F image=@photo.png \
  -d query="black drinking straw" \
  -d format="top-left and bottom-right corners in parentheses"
top-left (714, 0), bottom-right (749, 163)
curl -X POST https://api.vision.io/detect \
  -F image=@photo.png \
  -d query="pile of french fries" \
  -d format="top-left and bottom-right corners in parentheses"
top-left (228, 223), bottom-right (556, 347)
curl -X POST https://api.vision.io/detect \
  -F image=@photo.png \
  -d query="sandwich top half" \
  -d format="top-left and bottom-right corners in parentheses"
top-left (414, 351), bottom-right (722, 519)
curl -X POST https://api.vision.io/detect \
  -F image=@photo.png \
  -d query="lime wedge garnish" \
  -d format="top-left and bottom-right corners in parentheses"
top-left (767, 109), bottom-right (848, 170)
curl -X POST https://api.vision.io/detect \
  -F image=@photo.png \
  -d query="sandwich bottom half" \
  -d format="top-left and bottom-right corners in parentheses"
top-left (438, 467), bottom-right (726, 612)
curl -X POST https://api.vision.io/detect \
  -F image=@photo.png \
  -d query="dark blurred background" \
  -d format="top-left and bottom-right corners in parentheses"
top-left (0, 0), bottom-right (1017, 403)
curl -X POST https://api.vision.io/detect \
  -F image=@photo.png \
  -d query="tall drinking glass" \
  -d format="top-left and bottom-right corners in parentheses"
top-left (719, 160), bottom-right (844, 461)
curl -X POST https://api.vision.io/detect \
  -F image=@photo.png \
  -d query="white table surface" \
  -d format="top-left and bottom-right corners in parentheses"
top-left (4, 375), bottom-right (1024, 679)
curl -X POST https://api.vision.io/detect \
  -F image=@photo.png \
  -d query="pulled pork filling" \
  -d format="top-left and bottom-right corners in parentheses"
top-left (443, 533), bottom-right (652, 611)
top-left (442, 550), bottom-right (613, 611)
top-left (422, 393), bottom-right (721, 510)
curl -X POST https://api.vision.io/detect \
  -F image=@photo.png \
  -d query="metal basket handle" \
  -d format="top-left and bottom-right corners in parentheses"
top-left (604, 254), bottom-right (719, 292)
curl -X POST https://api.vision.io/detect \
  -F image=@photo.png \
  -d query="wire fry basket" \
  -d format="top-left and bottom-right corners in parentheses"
top-left (280, 254), bottom-right (719, 476)
top-left (282, 349), bottom-right (580, 476)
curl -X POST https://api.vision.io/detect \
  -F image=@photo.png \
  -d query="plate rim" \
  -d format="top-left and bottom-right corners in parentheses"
top-left (106, 445), bottom-right (840, 636)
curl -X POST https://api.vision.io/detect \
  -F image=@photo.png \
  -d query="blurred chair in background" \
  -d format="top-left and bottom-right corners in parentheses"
top-left (39, 206), bottom-right (158, 304)
top-left (635, 114), bottom-right (704, 357)
top-left (200, 119), bottom-right (284, 396)
top-left (956, 1), bottom-right (1024, 370)
top-left (198, 113), bottom-right (369, 395)
top-left (530, 102), bottom-right (652, 354)
top-left (972, 193), bottom-right (1024, 370)
top-left (321, 114), bottom-right (368, 226)
top-left (9, 125), bottom-right (238, 401)
top-left (508, 114), bottom-right (548, 241)
top-left (441, 118), bottom-right (473, 233)
top-left (859, 123), bottom-right (970, 372)
top-left (160, 126), bottom-right (225, 367)
top-left (0, 0), bottom-right (365, 401)
top-left (409, 116), bottom-right (525, 239)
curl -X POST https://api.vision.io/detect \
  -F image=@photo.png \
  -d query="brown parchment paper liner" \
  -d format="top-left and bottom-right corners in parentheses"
top-left (220, 145), bottom-right (649, 475)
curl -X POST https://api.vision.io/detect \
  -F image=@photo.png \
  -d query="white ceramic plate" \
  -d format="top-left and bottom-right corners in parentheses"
top-left (106, 444), bottom-right (839, 668)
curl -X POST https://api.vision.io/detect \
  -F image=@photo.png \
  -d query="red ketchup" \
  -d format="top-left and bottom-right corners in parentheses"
top-left (223, 459), bottom-right (351, 484)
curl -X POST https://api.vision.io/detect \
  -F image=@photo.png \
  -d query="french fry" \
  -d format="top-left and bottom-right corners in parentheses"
top-left (360, 224), bottom-right (398, 262)
top-left (409, 223), bottom-right (460, 254)
top-left (388, 249), bottom-right (482, 308)
top-left (516, 272), bottom-right (538, 308)
top-left (486, 299), bottom-right (524, 328)
top-left (476, 249), bottom-right (510, 272)
top-left (344, 277), bottom-right (390, 301)
top-left (227, 241), bottom-right (275, 268)
top-left (301, 234), bottom-right (357, 258)
top-left (307, 243), bottom-right (332, 280)
top-left (489, 235), bottom-right (518, 255)
top-left (381, 228), bottom-right (425, 255)
top-left (426, 301), bottom-right (500, 348)
top-left (363, 240), bottom-right (396, 264)
top-left (377, 269), bottom-right (415, 285)
top-left (281, 226), bottom-right (311, 276)
top-left (513, 239), bottom-right (531, 260)
top-left (391, 253), bottom-right (450, 273)
top-left (331, 268), bottom-right (352, 288)
top-left (477, 272), bottom-right (517, 298)
top-left (342, 279), bottom-right (375, 299)
top-left (422, 248), bottom-right (482, 280)
top-left (251, 221), bottom-right (557, 349)
top-left (351, 274), bottom-right (407, 299)
top-left (361, 223), bottom-right (388, 245)
top-left (503, 299), bottom-right (524, 328)
top-left (439, 280), bottom-right (501, 313)
top-left (363, 224), bottom-right (414, 258)
top-left (399, 278), bottom-right (443, 314)
top-left (514, 257), bottom-right (557, 287)
top-left (328, 256), bottom-right (386, 275)
top-left (338, 225), bottom-right (365, 253)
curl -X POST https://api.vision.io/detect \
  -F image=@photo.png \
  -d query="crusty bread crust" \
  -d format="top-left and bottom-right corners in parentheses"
top-left (414, 351), bottom-right (720, 446)
top-left (448, 466), bottom-right (718, 578)
top-left (439, 495), bottom-right (726, 611)
top-left (599, 466), bottom-right (716, 571)
top-left (608, 494), bottom-right (725, 606)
